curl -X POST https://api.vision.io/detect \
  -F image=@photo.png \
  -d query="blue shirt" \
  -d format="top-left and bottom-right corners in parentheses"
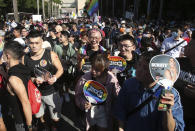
top-left (113, 78), bottom-right (184, 131)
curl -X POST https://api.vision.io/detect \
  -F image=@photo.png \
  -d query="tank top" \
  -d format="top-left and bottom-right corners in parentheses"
top-left (24, 49), bottom-right (56, 96)
top-left (7, 63), bottom-right (31, 124)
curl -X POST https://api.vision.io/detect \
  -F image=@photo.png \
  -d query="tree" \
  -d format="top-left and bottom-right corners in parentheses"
top-left (42, 0), bottom-right (45, 20)
top-left (13, 0), bottom-right (19, 22)
top-left (37, 0), bottom-right (39, 14)
top-left (0, 0), bottom-right (6, 7)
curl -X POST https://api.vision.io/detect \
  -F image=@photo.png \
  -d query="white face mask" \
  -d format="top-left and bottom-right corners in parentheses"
top-left (143, 34), bottom-right (150, 38)
top-left (126, 28), bottom-right (131, 33)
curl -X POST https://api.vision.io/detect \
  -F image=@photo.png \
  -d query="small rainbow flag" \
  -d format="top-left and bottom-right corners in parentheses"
top-left (0, 39), bottom-right (4, 58)
top-left (87, 0), bottom-right (99, 16)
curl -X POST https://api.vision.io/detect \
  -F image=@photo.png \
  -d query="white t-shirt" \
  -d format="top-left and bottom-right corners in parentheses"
top-left (161, 36), bottom-right (187, 58)
top-left (14, 38), bottom-right (25, 46)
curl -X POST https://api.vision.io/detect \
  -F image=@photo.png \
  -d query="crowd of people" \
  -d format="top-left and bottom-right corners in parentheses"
top-left (0, 17), bottom-right (194, 131)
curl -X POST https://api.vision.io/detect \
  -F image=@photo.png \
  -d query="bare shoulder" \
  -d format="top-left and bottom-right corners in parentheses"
top-left (9, 76), bottom-right (22, 83)
top-left (9, 76), bottom-right (24, 88)
top-left (50, 51), bottom-right (58, 58)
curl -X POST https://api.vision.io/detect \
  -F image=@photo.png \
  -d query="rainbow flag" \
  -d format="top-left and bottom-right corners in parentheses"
top-left (87, 0), bottom-right (99, 16)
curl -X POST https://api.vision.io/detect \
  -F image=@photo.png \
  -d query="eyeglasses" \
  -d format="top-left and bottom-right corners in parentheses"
top-left (55, 32), bottom-right (61, 34)
top-left (119, 44), bottom-right (134, 49)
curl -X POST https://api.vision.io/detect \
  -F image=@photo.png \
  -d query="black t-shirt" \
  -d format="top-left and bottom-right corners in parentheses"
top-left (117, 52), bottom-right (139, 86)
top-left (174, 57), bottom-right (195, 119)
top-left (61, 44), bottom-right (69, 59)
top-left (85, 44), bottom-right (106, 63)
top-left (7, 63), bottom-right (31, 124)
top-left (24, 49), bottom-right (56, 96)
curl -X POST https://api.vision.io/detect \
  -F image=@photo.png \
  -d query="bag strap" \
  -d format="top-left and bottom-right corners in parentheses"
top-left (126, 85), bottom-right (163, 119)
top-left (164, 40), bottom-right (185, 54)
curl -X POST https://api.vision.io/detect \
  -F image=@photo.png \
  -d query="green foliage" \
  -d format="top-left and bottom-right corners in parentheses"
top-left (0, 0), bottom-right (6, 7)
top-left (23, 0), bottom-right (37, 9)
top-left (53, 0), bottom-right (62, 4)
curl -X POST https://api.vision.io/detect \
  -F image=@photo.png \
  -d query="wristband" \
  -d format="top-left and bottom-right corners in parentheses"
top-left (53, 76), bottom-right (57, 82)
top-left (27, 125), bottom-right (32, 129)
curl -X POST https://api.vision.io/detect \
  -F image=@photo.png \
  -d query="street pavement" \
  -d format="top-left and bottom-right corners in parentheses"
top-left (57, 93), bottom-right (86, 131)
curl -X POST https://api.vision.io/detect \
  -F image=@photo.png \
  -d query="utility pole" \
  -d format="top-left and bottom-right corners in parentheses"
top-left (51, 0), bottom-right (53, 17)
top-left (37, 0), bottom-right (40, 14)
top-left (48, 0), bottom-right (51, 18)
top-left (12, 0), bottom-right (19, 22)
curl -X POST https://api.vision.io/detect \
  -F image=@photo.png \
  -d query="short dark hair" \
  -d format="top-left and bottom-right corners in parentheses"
top-left (27, 30), bottom-right (43, 39)
top-left (13, 26), bottom-right (21, 33)
top-left (4, 41), bottom-right (25, 60)
top-left (80, 31), bottom-right (88, 37)
top-left (118, 34), bottom-right (135, 45)
top-left (61, 31), bottom-right (70, 38)
top-left (144, 27), bottom-right (153, 34)
top-left (4, 31), bottom-right (14, 42)
top-left (140, 51), bottom-right (159, 63)
top-left (49, 28), bottom-right (56, 32)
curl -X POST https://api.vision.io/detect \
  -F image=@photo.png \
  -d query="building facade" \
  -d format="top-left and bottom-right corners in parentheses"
top-left (61, 0), bottom-right (87, 18)
top-left (100, 0), bottom-right (195, 20)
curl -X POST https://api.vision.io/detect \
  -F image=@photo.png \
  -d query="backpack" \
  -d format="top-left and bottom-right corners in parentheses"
top-left (27, 80), bottom-right (42, 115)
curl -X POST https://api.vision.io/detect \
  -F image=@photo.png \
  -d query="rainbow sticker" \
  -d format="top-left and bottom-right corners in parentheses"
top-left (79, 46), bottom-right (87, 56)
top-left (40, 59), bottom-right (47, 67)
top-left (109, 56), bottom-right (127, 73)
top-left (0, 39), bottom-right (4, 58)
top-left (83, 80), bottom-right (108, 104)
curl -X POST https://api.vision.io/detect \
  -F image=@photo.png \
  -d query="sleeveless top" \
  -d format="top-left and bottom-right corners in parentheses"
top-left (24, 49), bottom-right (56, 96)
top-left (7, 63), bottom-right (31, 124)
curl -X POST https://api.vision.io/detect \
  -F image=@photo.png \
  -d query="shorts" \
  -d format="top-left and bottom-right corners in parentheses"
top-left (35, 92), bottom-right (61, 120)
top-left (15, 123), bottom-right (25, 131)
top-left (87, 105), bottom-right (107, 129)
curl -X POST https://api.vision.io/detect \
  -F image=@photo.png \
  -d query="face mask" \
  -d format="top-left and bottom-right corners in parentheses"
top-left (126, 28), bottom-right (131, 33)
top-left (143, 33), bottom-right (150, 38)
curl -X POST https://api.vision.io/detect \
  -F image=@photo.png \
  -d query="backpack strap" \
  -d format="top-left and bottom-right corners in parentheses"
top-left (126, 84), bottom-right (162, 120)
